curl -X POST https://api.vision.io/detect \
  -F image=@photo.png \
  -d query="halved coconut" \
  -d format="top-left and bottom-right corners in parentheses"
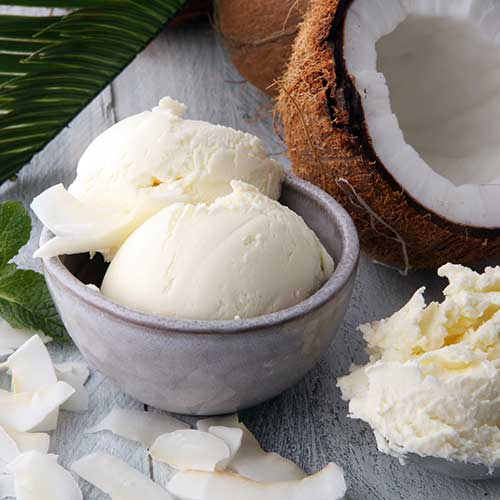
top-left (167, 462), bottom-right (346, 500)
top-left (87, 408), bottom-right (189, 448)
top-left (150, 430), bottom-right (232, 472)
top-left (216, 0), bottom-right (308, 95)
top-left (71, 452), bottom-right (172, 500)
top-left (278, 0), bottom-right (500, 269)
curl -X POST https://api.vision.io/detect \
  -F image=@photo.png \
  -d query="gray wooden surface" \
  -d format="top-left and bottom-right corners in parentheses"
top-left (0, 18), bottom-right (498, 500)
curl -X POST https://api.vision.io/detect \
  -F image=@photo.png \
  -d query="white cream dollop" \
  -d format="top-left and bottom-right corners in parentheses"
top-left (338, 264), bottom-right (500, 467)
top-left (100, 182), bottom-right (333, 320)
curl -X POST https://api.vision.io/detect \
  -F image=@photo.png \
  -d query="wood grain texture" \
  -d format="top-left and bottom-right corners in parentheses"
top-left (0, 15), bottom-right (499, 499)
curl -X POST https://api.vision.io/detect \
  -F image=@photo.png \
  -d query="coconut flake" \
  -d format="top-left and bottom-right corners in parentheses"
top-left (0, 382), bottom-right (74, 432)
top-left (196, 414), bottom-right (239, 433)
top-left (0, 474), bottom-right (15, 499)
top-left (0, 335), bottom-right (57, 393)
top-left (0, 319), bottom-right (50, 358)
top-left (87, 408), bottom-right (189, 448)
top-left (0, 427), bottom-right (20, 472)
top-left (7, 451), bottom-right (82, 500)
top-left (54, 362), bottom-right (90, 412)
top-left (5, 428), bottom-right (50, 454)
top-left (31, 184), bottom-right (141, 261)
top-left (71, 452), bottom-right (172, 500)
top-left (198, 418), bottom-right (305, 482)
top-left (167, 462), bottom-right (347, 500)
top-left (208, 426), bottom-right (243, 468)
top-left (0, 425), bottom-right (50, 472)
top-left (230, 423), bottom-right (305, 482)
top-left (0, 335), bottom-right (59, 431)
top-left (150, 430), bottom-right (231, 472)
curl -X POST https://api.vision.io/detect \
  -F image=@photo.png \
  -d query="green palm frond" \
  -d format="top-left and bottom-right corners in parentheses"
top-left (0, 0), bottom-right (186, 184)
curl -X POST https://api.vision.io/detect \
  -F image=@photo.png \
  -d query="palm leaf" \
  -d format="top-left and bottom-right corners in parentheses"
top-left (0, 0), bottom-right (187, 184)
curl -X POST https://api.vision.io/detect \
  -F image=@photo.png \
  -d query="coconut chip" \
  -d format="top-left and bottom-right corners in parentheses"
top-left (0, 427), bottom-right (20, 473)
top-left (196, 414), bottom-right (239, 433)
top-left (0, 474), bottom-right (14, 499)
top-left (54, 362), bottom-right (90, 413)
top-left (0, 319), bottom-right (50, 358)
top-left (5, 428), bottom-right (50, 454)
top-left (0, 335), bottom-right (59, 431)
top-left (7, 451), bottom-right (82, 500)
top-left (167, 462), bottom-right (346, 500)
top-left (196, 416), bottom-right (305, 482)
top-left (0, 382), bottom-right (74, 432)
top-left (229, 423), bottom-right (306, 482)
top-left (150, 430), bottom-right (232, 472)
top-left (31, 184), bottom-right (141, 261)
top-left (71, 452), bottom-right (172, 500)
top-left (208, 426), bottom-right (243, 468)
top-left (0, 335), bottom-right (57, 394)
top-left (87, 408), bottom-right (189, 448)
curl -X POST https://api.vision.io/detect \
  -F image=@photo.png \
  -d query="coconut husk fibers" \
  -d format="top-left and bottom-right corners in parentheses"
top-left (216, 0), bottom-right (309, 95)
top-left (277, 0), bottom-right (500, 270)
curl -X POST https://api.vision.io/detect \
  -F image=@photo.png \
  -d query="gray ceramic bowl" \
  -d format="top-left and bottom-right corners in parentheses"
top-left (40, 174), bottom-right (359, 415)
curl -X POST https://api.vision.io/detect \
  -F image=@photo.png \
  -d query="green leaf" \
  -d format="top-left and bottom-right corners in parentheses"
top-left (0, 0), bottom-right (187, 185)
top-left (0, 266), bottom-right (68, 341)
top-left (0, 201), bottom-right (68, 341)
top-left (0, 201), bottom-right (31, 270)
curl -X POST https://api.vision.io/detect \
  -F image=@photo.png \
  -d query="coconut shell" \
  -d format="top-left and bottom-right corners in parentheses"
top-left (168, 0), bottom-right (212, 29)
top-left (277, 0), bottom-right (500, 270)
top-left (216, 0), bottom-right (308, 95)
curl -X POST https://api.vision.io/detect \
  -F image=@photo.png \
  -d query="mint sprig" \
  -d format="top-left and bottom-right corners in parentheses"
top-left (0, 202), bottom-right (68, 341)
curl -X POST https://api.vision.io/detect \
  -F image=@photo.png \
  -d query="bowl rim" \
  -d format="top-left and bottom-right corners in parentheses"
top-left (40, 174), bottom-right (359, 335)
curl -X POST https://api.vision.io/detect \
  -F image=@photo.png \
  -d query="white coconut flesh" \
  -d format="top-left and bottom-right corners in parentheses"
top-left (150, 430), bottom-right (232, 472)
top-left (71, 452), bottom-right (172, 500)
top-left (167, 463), bottom-right (346, 500)
top-left (87, 408), bottom-right (189, 448)
top-left (8, 452), bottom-right (82, 500)
top-left (344, 0), bottom-right (500, 228)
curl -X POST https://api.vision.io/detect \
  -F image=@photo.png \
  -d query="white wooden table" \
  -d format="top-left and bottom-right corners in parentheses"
top-left (0, 19), bottom-right (498, 500)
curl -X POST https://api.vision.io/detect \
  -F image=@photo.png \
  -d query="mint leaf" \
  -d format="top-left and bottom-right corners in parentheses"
top-left (0, 266), bottom-right (67, 342)
top-left (0, 201), bottom-right (68, 342)
top-left (0, 201), bottom-right (31, 271)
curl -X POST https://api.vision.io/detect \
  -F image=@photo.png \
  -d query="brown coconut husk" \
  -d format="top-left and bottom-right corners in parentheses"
top-left (216, 0), bottom-right (309, 95)
top-left (277, 0), bottom-right (500, 271)
top-left (168, 0), bottom-right (212, 29)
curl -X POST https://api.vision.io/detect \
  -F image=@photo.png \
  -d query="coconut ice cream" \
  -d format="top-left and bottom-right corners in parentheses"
top-left (338, 264), bottom-right (500, 467)
top-left (32, 97), bottom-right (284, 260)
top-left (101, 182), bottom-right (333, 320)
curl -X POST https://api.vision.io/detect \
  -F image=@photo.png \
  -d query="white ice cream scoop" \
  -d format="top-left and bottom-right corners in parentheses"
top-left (100, 181), bottom-right (334, 320)
top-left (32, 97), bottom-right (285, 261)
